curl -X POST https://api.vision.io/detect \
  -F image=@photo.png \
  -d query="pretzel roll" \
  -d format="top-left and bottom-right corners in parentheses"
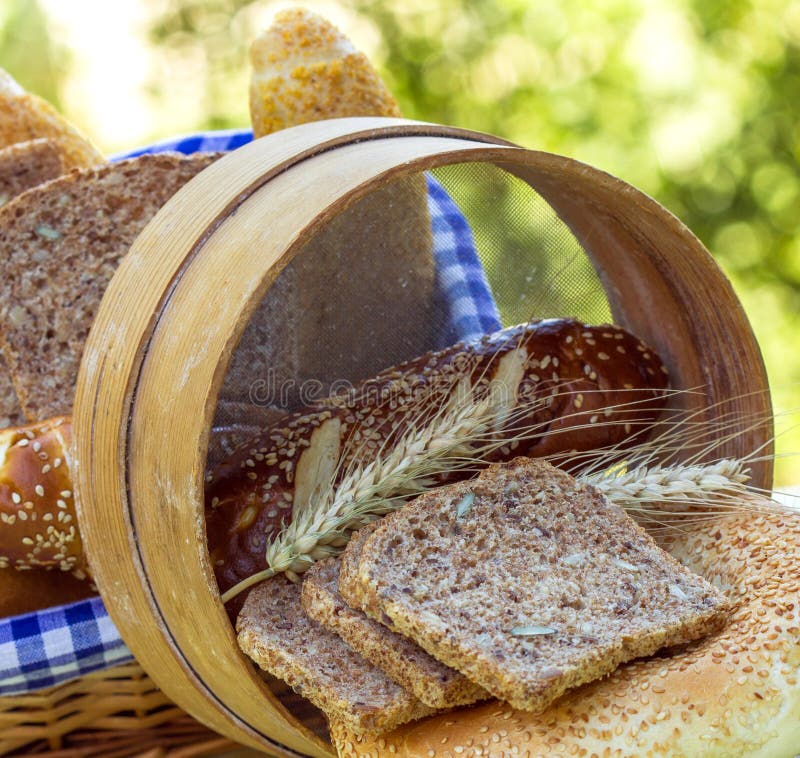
top-left (0, 417), bottom-right (85, 577)
top-left (0, 567), bottom-right (94, 617)
top-left (331, 508), bottom-right (800, 758)
top-left (206, 319), bottom-right (669, 597)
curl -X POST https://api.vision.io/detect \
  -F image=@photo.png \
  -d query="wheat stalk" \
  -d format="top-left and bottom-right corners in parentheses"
top-left (220, 379), bottom-right (782, 603)
top-left (581, 459), bottom-right (752, 513)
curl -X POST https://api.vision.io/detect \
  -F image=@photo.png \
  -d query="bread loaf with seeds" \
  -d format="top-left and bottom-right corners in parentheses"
top-left (237, 575), bottom-right (434, 736)
top-left (349, 457), bottom-right (729, 713)
top-left (206, 318), bottom-right (669, 597)
top-left (0, 417), bottom-right (84, 577)
top-left (0, 152), bottom-right (219, 421)
top-left (0, 69), bottom-right (103, 170)
top-left (331, 509), bottom-right (800, 758)
top-left (302, 554), bottom-right (488, 709)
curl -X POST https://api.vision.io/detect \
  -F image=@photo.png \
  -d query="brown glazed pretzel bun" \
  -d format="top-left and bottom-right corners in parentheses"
top-left (0, 417), bottom-right (85, 577)
top-left (206, 318), bottom-right (669, 598)
top-left (331, 509), bottom-right (800, 758)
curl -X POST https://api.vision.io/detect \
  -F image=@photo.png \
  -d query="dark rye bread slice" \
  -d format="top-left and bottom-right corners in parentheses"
top-left (0, 139), bottom-right (65, 209)
top-left (303, 555), bottom-right (487, 709)
top-left (352, 457), bottom-right (729, 713)
top-left (237, 576), bottom-right (434, 736)
top-left (0, 153), bottom-right (218, 419)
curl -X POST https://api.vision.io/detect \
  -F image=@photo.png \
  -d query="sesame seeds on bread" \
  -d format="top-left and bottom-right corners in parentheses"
top-left (237, 576), bottom-right (434, 736)
top-left (303, 556), bottom-right (488, 709)
top-left (0, 152), bottom-right (219, 419)
top-left (351, 457), bottom-right (729, 713)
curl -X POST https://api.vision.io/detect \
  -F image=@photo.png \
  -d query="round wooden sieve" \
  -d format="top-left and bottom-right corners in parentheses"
top-left (72, 118), bottom-right (772, 755)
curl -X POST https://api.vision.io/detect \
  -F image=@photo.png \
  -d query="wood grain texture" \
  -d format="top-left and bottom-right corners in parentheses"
top-left (72, 117), bottom-right (772, 756)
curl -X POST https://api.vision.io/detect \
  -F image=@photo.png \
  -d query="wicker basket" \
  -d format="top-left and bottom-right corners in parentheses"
top-left (0, 663), bottom-right (245, 757)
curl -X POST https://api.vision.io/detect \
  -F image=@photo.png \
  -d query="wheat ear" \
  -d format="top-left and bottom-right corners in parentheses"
top-left (220, 383), bottom-right (784, 603)
top-left (581, 459), bottom-right (752, 514)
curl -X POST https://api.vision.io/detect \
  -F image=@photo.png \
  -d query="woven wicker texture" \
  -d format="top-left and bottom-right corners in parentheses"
top-left (0, 663), bottom-right (239, 757)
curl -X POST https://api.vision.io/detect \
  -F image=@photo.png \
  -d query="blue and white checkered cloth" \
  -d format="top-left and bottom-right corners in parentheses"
top-left (0, 129), bottom-right (500, 695)
top-left (0, 598), bottom-right (131, 694)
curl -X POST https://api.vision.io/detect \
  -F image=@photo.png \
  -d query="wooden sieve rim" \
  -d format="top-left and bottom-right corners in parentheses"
top-left (73, 117), bottom-right (771, 756)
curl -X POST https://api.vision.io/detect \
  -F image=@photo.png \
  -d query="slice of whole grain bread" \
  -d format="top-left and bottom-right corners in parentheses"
top-left (0, 152), bottom-right (218, 419)
top-left (303, 555), bottom-right (487, 709)
top-left (0, 139), bottom-right (65, 209)
top-left (351, 457), bottom-right (729, 713)
top-left (237, 576), bottom-right (433, 736)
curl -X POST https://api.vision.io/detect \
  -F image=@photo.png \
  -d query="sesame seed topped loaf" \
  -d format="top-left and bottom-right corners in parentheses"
top-left (249, 9), bottom-right (401, 137)
top-left (0, 139), bottom-right (66, 209)
top-left (0, 152), bottom-right (219, 420)
top-left (302, 556), bottom-right (488, 709)
top-left (237, 576), bottom-right (434, 736)
top-left (0, 418), bottom-right (84, 576)
top-left (351, 457), bottom-right (729, 713)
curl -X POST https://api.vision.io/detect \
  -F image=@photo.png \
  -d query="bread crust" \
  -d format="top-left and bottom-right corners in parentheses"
top-left (331, 509), bottom-right (800, 757)
top-left (237, 576), bottom-right (433, 736)
top-left (0, 69), bottom-right (103, 169)
top-left (249, 9), bottom-right (401, 138)
top-left (303, 556), bottom-right (487, 709)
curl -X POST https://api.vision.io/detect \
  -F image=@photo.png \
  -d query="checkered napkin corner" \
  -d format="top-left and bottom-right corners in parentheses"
top-left (0, 130), bottom-right (501, 696)
top-left (0, 596), bottom-right (132, 695)
top-left (426, 175), bottom-right (501, 342)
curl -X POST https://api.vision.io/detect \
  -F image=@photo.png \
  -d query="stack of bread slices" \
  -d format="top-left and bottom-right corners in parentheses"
top-left (237, 457), bottom-right (729, 737)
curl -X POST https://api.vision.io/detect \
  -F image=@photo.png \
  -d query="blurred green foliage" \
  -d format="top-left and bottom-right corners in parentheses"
top-left (142, 0), bottom-right (800, 485)
top-left (0, 0), bottom-right (66, 106)
top-left (1, 0), bottom-right (799, 482)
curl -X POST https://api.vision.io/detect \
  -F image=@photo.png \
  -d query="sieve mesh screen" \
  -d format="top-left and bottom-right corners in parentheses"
top-left (208, 163), bottom-right (612, 469)
top-left (430, 162), bottom-right (611, 327)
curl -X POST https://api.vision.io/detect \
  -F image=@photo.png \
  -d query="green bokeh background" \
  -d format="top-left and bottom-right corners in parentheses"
top-left (3, 0), bottom-right (798, 484)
